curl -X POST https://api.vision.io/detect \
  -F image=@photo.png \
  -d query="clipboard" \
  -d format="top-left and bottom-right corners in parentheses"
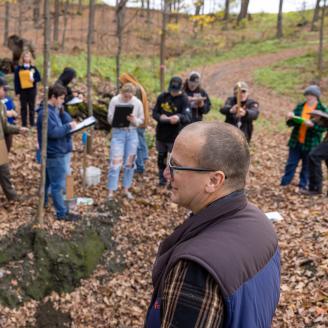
top-left (69, 116), bottom-right (96, 134)
top-left (112, 105), bottom-right (133, 128)
top-left (19, 70), bottom-right (33, 89)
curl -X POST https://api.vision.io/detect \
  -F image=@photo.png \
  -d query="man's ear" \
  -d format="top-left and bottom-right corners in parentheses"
top-left (205, 171), bottom-right (225, 193)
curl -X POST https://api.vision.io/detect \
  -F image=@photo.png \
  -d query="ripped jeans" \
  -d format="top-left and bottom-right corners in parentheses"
top-left (107, 128), bottom-right (139, 191)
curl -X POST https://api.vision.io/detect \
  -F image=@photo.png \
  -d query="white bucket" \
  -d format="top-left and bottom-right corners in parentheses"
top-left (82, 166), bottom-right (101, 186)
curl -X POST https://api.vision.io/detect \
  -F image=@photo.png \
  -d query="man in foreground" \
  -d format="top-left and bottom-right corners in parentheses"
top-left (145, 121), bottom-right (280, 327)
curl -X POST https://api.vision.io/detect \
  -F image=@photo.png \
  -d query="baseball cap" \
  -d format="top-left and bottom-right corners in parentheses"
top-left (0, 77), bottom-right (8, 88)
top-left (168, 76), bottom-right (183, 92)
top-left (234, 81), bottom-right (248, 93)
top-left (188, 71), bottom-right (201, 82)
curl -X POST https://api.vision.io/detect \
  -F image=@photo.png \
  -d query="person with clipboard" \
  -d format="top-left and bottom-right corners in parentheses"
top-left (107, 83), bottom-right (144, 200)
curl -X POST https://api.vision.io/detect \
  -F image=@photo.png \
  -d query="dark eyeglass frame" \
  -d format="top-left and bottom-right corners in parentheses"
top-left (168, 154), bottom-right (227, 179)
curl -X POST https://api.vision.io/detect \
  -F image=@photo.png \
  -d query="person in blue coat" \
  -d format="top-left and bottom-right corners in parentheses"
top-left (37, 84), bottom-right (80, 222)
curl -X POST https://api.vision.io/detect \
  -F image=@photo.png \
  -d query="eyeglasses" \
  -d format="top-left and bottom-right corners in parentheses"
top-left (168, 154), bottom-right (227, 179)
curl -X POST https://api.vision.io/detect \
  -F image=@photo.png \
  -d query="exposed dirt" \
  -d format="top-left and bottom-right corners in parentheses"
top-left (0, 48), bottom-right (327, 327)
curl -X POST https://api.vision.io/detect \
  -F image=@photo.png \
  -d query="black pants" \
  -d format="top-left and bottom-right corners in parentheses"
top-left (308, 140), bottom-right (328, 192)
top-left (0, 163), bottom-right (17, 200)
top-left (156, 140), bottom-right (173, 181)
top-left (20, 88), bottom-right (37, 127)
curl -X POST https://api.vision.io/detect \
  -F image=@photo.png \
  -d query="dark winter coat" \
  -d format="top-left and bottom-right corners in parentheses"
top-left (152, 92), bottom-right (191, 143)
top-left (220, 96), bottom-right (259, 142)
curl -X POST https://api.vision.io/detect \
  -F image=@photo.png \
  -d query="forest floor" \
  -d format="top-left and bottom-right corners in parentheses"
top-left (0, 47), bottom-right (327, 327)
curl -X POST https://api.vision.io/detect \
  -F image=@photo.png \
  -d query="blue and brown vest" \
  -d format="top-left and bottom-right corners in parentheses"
top-left (145, 191), bottom-right (280, 328)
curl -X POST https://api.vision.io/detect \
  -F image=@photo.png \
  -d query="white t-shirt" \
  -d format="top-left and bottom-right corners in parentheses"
top-left (107, 95), bottom-right (144, 128)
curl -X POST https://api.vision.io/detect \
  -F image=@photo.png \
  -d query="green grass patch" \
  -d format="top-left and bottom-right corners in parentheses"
top-left (254, 51), bottom-right (328, 102)
top-left (204, 97), bottom-right (224, 122)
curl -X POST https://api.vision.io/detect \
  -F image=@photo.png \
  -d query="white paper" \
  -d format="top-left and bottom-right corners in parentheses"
top-left (66, 97), bottom-right (83, 105)
top-left (70, 116), bottom-right (96, 134)
top-left (265, 212), bottom-right (283, 221)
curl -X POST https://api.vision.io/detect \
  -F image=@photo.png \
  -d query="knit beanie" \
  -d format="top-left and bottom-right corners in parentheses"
top-left (304, 85), bottom-right (321, 99)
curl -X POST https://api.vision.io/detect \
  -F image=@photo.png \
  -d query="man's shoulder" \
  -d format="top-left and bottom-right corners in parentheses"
top-left (245, 98), bottom-right (259, 106)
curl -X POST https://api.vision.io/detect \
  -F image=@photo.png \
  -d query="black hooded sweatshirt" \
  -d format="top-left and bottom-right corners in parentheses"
top-left (55, 68), bottom-right (76, 105)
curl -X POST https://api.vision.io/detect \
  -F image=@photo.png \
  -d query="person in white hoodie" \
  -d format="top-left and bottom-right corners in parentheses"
top-left (107, 83), bottom-right (144, 199)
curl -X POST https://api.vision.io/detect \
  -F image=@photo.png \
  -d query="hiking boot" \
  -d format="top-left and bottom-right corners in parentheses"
top-left (300, 189), bottom-right (321, 196)
top-left (58, 213), bottom-right (81, 222)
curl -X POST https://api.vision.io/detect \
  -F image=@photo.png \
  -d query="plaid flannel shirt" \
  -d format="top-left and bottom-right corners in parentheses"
top-left (161, 260), bottom-right (224, 328)
top-left (287, 101), bottom-right (327, 152)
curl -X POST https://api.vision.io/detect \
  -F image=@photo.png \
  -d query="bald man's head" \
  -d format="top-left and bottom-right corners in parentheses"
top-left (179, 121), bottom-right (250, 190)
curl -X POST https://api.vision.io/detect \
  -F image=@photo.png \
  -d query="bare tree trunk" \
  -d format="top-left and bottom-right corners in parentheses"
top-left (223, 0), bottom-right (230, 20)
top-left (311, 0), bottom-right (321, 31)
top-left (61, 0), bottom-right (70, 50)
top-left (146, 0), bottom-right (151, 26)
top-left (87, 0), bottom-right (96, 117)
top-left (18, 0), bottom-right (23, 37)
top-left (194, 0), bottom-right (204, 16)
top-left (318, 0), bottom-right (326, 79)
top-left (53, 0), bottom-right (60, 48)
top-left (276, 0), bottom-right (284, 38)
top-left (37, 0), bottom-right (51, 226)
top-left (237, 0), bottom-right (249, 24)
top-left (78, 0), bottom-right (83, 14)
top-left (115, 0), bottom-right (128, 92)
top-left (33, 0), bottom-right (40, 27)
top-left (3, 1), bottom-right (10, 47)
top-left (160, 0), bottom-right (169, 92)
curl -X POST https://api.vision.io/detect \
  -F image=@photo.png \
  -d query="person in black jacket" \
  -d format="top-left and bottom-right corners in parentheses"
top-left (14, 50), bottom-right (41, 127)
top-left (220, 81), bottom-right (259, 142)
top-left (183, 71), bottom-right (211, 122)
top-left (55, 67), bottom-right (77, 107)
top-left (153, 76), bottom-right (191, 185)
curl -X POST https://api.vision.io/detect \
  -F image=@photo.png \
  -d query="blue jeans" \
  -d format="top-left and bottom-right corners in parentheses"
top-left (136, 128), bottom-right (149, 172)
top-left (45, 156), bottom-right (67, 218)
top-left (107, 128), bottom-right (139, 191)
top-left (281, 143), bottom-right (310, 189)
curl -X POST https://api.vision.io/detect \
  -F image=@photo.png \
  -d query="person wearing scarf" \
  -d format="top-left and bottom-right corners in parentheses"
top-left (145, 121), bottom-right (280, 327)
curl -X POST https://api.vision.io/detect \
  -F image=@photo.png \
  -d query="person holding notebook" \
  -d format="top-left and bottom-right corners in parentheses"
top-left (14, 50), bottom-right (41, 127)
top-left (107, 83), bottom-right (144, 200)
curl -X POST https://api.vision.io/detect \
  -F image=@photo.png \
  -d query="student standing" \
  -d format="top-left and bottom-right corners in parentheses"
top-left (119, 73), bottom-right (150, 174)
top-left (183, 71), bottom-right (211, 123)
top-left (152, 76), bottom-right (191, 185)
top-left (14, 51), bottom-right (41, 127)
top-left (220, 81), bottom-right (259, 143)
top-left (281, 85), bottom-right (327, 190)
top-left (0, 78), bottom-right (28, 201)
top-left (37, 84), bottom-right (80, 221)
top-left (107, 83), bottom-right (144, 200)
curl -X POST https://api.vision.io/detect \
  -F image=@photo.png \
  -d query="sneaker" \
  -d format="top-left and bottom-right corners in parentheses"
top-left (108, 192), bottom-right (114, 201)
top-left (124, 191), bottom-right (134, 200)
top-left (58, 213), bottom-right (81, 222)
